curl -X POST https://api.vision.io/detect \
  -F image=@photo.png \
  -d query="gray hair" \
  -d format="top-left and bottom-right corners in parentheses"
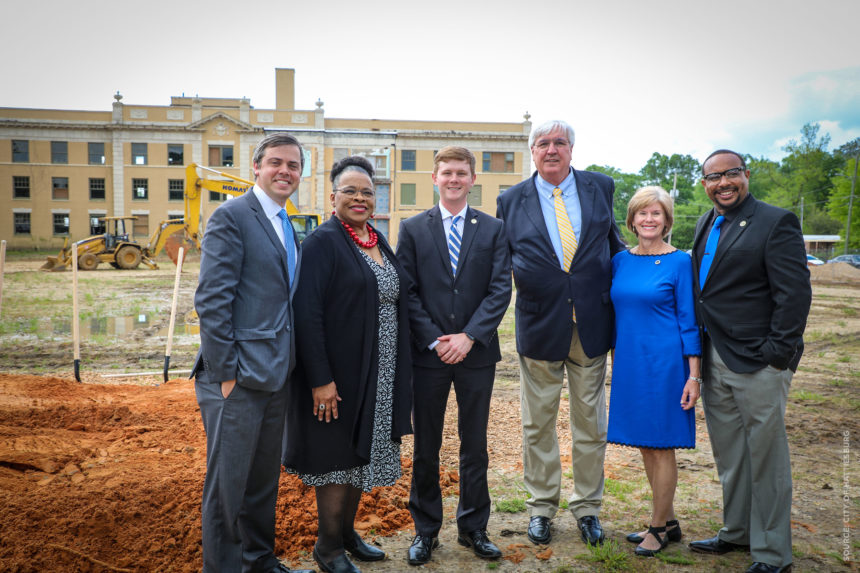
top-left (529, 120), bottom-right (576, 148)
top-left (252, 132), bottom-right (304, 170)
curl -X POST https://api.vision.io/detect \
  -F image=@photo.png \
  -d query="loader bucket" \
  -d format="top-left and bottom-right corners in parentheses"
top-left (40, 256), bottom-right (69, 272)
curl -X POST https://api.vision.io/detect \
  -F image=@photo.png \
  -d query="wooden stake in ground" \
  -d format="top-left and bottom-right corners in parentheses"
top-left (163, 247), bottom-right (185, 382)
top-left (71, 243), bottom-right (81, 382)
top-left (0, 240), bottom-right (6, 318)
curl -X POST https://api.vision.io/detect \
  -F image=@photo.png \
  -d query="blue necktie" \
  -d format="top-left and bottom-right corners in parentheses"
top-left (699, 215), bottom-right (725, 288)
top-left (448, 215), bottom-right (462, 276)
top-left (276, 209), bottom-right (297, 287)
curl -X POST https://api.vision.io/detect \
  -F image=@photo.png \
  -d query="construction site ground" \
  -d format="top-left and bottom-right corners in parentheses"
top-left (0, 253), bottom-right (858, 572)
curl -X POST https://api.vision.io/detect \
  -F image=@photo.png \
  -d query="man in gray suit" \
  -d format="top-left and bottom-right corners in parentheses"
top-left (191, 133), bottom-right (312, 573)
top-left (688, 149), bottom-right (811, 573)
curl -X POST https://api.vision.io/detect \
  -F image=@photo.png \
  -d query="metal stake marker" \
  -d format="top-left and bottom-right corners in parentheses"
top-left (164, 247), bottom-right (185, 382)
top-left (71, 242), bottom-right (81, 382)
top-left (0, 240), bottom-right (6, 318)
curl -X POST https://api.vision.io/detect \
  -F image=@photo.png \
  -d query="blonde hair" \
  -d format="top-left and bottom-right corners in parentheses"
top-left (626, 186), bottom-right (674, 237)
top-left (433, 146), bottom-right (476, 175)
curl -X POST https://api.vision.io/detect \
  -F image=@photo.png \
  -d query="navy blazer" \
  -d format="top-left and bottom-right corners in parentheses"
top-left (191, 190), bottom-right (300, 391)
top-left (496, 169), bottom-right (625, 360)
top-left (692, 194), bottom-right (811, 373)
top-left (396, 205), bottom-right (512, 368)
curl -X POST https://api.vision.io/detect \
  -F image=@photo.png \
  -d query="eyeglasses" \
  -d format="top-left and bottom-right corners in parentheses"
top-left (702, 167), bottom-right (746, 184)
top-left (533, 138), bottom-right (571, 151)
top-left (335, 187), bottom-right (375, 198)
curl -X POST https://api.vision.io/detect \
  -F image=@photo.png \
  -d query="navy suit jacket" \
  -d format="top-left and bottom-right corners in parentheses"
top-left (496, 169), bottom-right (625, 360)
top-left (191, 190), bottom-right (300, 391)
top-left (692, 194), bottom-right (811, 373)
top-left (396, 205), bottom-right (512, 368)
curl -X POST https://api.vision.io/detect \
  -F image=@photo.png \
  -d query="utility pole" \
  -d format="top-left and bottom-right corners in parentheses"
top-left (846, 152), bottom-right (857, 254)
top-left (667, 172), bottom-right (678, 245)
top-left (799, 197), bottom-right (804, 232)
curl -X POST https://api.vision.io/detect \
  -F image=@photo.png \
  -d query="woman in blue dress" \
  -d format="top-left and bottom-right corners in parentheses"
top-left (607, 186), bottom-right (701, 557)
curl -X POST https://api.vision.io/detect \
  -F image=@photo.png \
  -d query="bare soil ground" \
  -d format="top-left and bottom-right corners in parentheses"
top-left (0, 254), bottom-right (858, 572)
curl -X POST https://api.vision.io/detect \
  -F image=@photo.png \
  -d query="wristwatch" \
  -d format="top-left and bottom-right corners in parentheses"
top-left (689, 376), bottom-right (703, 384)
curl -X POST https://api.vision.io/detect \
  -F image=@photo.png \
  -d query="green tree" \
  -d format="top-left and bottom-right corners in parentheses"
top-left (638, 153), bottom-right (701, 203)
top-left (586, 164), bottom-right (642, 244)
top-left (828, 138), bottom-right (860, 253)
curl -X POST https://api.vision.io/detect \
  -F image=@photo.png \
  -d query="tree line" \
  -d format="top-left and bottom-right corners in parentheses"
top-left (588, 123), bottom-right (859, 255)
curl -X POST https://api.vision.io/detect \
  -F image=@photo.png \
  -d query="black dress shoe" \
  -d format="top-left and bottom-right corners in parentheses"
top-left (457, 529), bottom-right (502, 559)
top-left (527, 516), bottom-right (551, 545)
top-left (626, 519), bottom-right (682, 543)
top-left (634, 525), bottom-right (669, 557)
top-left (407, 534), bottom-right (438, 566)
top-left (577, 515), bottom-right (605, 546)
top-left (343, 530), bottom-right (385, 561)
top-left (689, 535), bottom-right (750, 554)
top-left (312, 547), bottom-right (360, 573)
top-left (746, 562), bottom-right (792, 573)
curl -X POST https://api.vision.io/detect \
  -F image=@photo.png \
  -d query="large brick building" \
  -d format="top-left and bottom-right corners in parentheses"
top-left (0, 68), bottom-right (530, 249)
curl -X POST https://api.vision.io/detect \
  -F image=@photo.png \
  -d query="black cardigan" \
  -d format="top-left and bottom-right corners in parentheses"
top-left (282, 216), bottom-right (413, 475)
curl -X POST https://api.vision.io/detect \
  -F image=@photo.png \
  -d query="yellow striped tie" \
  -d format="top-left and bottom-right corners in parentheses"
top-left (553, 187), bottom-right (577, 321)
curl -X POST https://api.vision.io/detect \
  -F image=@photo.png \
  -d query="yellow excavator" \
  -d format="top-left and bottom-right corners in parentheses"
top-left (41, 164), bottom-right (320, 271)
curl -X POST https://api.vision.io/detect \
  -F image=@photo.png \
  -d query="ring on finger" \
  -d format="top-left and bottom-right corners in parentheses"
top-left (319, 404), bottom-right (325, 411)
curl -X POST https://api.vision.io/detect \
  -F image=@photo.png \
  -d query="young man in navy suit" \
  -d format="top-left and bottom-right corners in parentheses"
top-left (688, 150), bottom-right (810, 573)
top-left (397, 146), bottom-right (512, 565)
top-left (496, 120), bottom-right (625, 547)
top-left (192, 133), bottom-right (312, 573)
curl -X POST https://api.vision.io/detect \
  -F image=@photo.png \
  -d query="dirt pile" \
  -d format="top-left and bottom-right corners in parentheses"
top-left (0, 374), bottom-right (415, 572)
top-left (809, 261), bottom-right (860, 282)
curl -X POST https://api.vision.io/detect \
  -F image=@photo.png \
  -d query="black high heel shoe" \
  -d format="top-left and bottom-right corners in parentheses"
top-left (626, 519), bottom-right (682, 543)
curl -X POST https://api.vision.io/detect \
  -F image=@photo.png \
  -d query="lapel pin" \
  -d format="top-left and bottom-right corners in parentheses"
top-left (471, 218), bottom-right (477, 224)
top-left (740, 220), bottom-right (747, 227)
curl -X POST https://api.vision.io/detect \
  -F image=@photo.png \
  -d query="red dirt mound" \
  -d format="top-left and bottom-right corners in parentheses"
top-left (0, 374), bottom-right (416, 572)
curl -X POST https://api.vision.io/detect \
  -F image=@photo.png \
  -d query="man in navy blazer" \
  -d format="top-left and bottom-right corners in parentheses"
top-left (397, 146), bottom-right (511, 565)
top-left (688, 150), bottom-right (810, 573)
top-left (496, 120), bottom-right (625, 547)
top-left (191, 133), bottom-right (312, 573)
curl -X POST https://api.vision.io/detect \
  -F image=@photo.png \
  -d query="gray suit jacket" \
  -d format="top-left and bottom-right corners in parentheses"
top-left (191, 190), bottom-right (300, 391)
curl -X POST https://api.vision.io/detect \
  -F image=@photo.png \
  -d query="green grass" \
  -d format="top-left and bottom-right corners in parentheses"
top-left (790, 390), bottom-right (826, 402)
top-left (656, 549), bottom-right (695, 565)
top-left (494, 498), bottom-right (526, 513)
top-left (604, 478), bottom-right (635, 502)
top-left (575, 539), bottom-right (631, 572)
top-left (843, 307), bottom-right (857, 317)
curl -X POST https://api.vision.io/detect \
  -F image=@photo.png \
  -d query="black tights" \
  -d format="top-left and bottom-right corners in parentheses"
top-left (314, 483), bottom-right (363, 562)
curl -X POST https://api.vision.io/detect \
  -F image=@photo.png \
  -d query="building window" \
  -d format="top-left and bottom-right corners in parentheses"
top-left (400, 183), bottom-right (416, 206)
top-left (89, 142), bottom-right (105, 165)
top-left (12, 140), bottom-right (29, 163)
top-left (209, 191), bottom-right (227, 202)
top-left (13, 176), bottom-right (30, 199)
top-left (132, 215), bottom-right (149, 238)
top-left (168, 179), bottom-right (184, 201)
top-left (482, 152), bottom-right (515, 173)
top-left (401, 150), bottom-right (416, 171)
top-left (89, 178), bottom-right (106, 200)
top-left (53, 213), bottom-right (70, 235)
top-left (208, 145), bottom-right (234, 167)
top-left (52, 177), bottom-right (70, 200)
top-left (375, 184), bottom-right (390, 214)
top-left (168, 144), bottom-right (184, 166)
top-left (14, 213), bottom-right (31, 235)
top-left (132, 143), bottom-right (148, 165)
top-left (499, 185), bottom-right (511, 194)
top-left (132, 178), bottom-right (148, 200)
top-left (467, 184), bottom-right (482, 207)
top-left (374, 219), bottom-right (389, 240)
top-left (90, 216), bottom-right (106, 235)
top-left (51, 141), bottom-right (68, 164)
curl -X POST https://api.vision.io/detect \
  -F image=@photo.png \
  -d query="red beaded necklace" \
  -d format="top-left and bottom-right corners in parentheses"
top-left (335, 213), bottom-right (378, 249)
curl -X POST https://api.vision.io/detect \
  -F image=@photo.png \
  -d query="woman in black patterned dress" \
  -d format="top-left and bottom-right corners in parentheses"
top-left (283, 156), bottom-right (413, 573)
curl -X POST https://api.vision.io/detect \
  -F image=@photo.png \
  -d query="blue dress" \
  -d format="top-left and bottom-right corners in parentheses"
top-left (607, 249), bottom-right (701, 449)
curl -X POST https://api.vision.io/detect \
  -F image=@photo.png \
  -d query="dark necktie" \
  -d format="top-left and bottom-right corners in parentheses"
top-left (699, 215), bottom-right (725, 288)
top-left (276, 209), bottom-right (297, 287)
top-left (448, 215), bottom-right (462, 276)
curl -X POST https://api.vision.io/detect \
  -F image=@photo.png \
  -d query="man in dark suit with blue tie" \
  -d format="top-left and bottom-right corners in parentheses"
top-left (396, 146), bottom-right (512, 565)
top-left (688, 150), bottom-right (810, 573)
top-left (496, 120), bottom-right (625, 547)
top-left (191, 133), bottom-right (312, 573)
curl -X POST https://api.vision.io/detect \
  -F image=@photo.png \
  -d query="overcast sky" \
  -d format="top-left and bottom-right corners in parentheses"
top-left (4, 0), bottom-right (859, 172)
